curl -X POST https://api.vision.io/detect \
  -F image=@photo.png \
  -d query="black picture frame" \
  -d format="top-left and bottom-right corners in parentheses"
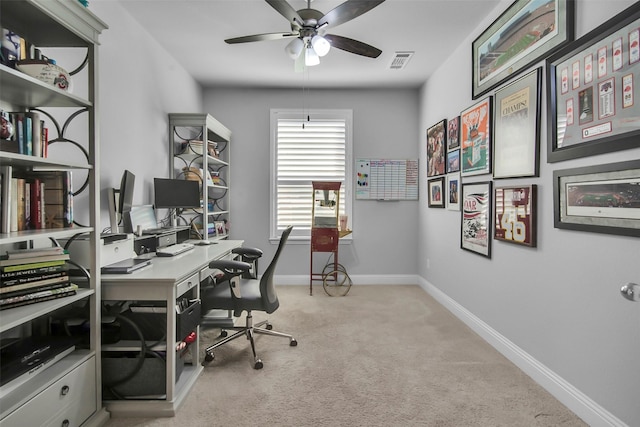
top-left (493, 68), bottom-right (541, 178)
top-left (427, 119), bottom-right (447, 177)
top-left (494, 184), bottom-right (537, 247)
top-left (461, 181), bottom-right (492, 258)
top-left (428, 176), bottom-right (445, 208)
top-left (472, 0), bottom-right (574, 100)
top-left (553, 159), bottom-right (640, 237)
top-left (547, 2), bottom-right (640, 162)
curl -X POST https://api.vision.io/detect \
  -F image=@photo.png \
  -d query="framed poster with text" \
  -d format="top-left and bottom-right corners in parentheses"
top-left (461, 181), bottom-right (492, 258)
top-left (460, 97), bottom-right (492, 177)
top-left (494, 185), bottom-right (537, 247)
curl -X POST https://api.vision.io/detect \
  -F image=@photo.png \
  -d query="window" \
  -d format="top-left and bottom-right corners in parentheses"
top-left (270, 109), bottom-right (352, 240)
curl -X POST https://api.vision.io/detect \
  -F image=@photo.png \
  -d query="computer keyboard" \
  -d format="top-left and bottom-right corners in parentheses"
top-left (156, 243), bottom-right (195, 257)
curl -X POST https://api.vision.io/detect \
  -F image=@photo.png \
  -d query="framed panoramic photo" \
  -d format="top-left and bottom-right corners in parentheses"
top-left (460, 97), bottom-right (492, 177)
top-left (427, 120), bottom-right (447, 177)
top-left (461, 181), bottom-right (492, 258)
top-left (553, 159), bottom-right (640, 237)
top-left (428, 177), bottom-right (445, 208)
top-left (447, 116), bottom-right (460, 150)
top-left (493, 68), bottom-right (541, 178)
top-left (494, 185), bottom-right (537, 247)
top-left (547, 2), bottom-right (640, 162)
top-left (472, 0), bottom-right (574, 99)
top-left (447, 174), bottom-right (461, 211)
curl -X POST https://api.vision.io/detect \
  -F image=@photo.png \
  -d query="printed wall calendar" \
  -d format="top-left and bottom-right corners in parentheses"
top-left (356, 159), bottom-right (419, 200)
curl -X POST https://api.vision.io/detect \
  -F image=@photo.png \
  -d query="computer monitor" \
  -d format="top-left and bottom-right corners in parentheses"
top-left (153, 178), bottom-right (200, 209)
top-left (118, 170), bottom-right (135, 214)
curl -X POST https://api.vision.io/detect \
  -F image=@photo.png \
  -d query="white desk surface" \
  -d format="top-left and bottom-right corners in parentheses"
top-left (100, 240), bottom-right (244, 286)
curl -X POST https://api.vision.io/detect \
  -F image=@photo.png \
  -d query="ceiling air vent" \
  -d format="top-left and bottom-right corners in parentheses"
top-left (389, 51), bottom-right (414, 70)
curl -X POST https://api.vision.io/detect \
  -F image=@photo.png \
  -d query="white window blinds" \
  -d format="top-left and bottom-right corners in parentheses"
top-left (270, 109), bottom-right (352, 238)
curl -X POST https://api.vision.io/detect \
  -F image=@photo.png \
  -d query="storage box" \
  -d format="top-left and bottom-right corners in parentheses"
top-left (177, 300), bottom-right (201, 341)
top-left (63, 234), bottom-right (135, 267)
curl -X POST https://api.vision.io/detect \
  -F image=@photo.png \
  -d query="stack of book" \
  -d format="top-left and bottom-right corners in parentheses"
top-left (0, 247), bottom-right (77, 310)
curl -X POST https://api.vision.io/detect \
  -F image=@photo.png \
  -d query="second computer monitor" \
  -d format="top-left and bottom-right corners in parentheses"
top-left (154, 178), bottom-right (200, 209)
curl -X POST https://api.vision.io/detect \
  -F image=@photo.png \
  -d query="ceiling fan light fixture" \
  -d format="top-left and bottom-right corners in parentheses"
top-left (311, 34), bottom-right (330, 57)
top-left (305, 46), bottom-right (320, 66)
top-left (285, 37), bottom-right (304, 59)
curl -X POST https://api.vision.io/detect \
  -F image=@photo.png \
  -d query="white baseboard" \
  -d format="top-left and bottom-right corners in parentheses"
top-left (418, 278), bottom-right (627, 427)
top-left (274, 274), bottom-right (419, 286)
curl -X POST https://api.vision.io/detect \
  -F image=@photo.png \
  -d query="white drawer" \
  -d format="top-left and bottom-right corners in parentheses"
top-left (176, 272), bottom-right (199, 296)
top-left (1, 357), bottom-right (96, 427)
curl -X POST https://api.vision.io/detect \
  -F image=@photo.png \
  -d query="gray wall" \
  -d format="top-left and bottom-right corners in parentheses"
top-left (419, 0), bottom-right (640, 425)
top-left (202, 88), bottom-right (420, 279)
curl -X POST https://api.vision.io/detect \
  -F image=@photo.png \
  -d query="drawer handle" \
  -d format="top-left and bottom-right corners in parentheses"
top-left (62, 420), bottom-right (70, 427)
top-left (61, 385), bottom-right (70, 396)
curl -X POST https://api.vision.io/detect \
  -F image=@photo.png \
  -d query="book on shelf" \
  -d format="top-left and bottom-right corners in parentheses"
top-left (5, 246), bottom-right (65, 260)
top-left (29, 178), bottom-right (42, 229)
top-left (9, 178), bottom-right (18, 232)
top-left (0, 261), bottom-right (67, 279)
top-left (0, 283), bottom-right (78, 310)
top-left (0, 274), bottom-right (69, 296)
top-left (0, 252), bottom-right (70, 268)
top-left (1, 268), bottom-right (67, 286)
top-left (0, 166), bottom-right (11, 233)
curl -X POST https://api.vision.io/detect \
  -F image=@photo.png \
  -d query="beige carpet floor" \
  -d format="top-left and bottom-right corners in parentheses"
top-left (104, 285), bottom-right (587, 427)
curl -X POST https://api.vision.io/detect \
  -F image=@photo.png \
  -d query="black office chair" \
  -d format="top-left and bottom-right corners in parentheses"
top-left (200, 226), bottom-right (296, 369)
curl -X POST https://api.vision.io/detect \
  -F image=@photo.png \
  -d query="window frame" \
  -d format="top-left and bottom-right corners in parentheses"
top-left (270, 108), bottom-right (353, 241)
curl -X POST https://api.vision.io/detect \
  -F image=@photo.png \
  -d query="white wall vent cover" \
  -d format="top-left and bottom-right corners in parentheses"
top-left (389, 51), bottom-right (414, 70)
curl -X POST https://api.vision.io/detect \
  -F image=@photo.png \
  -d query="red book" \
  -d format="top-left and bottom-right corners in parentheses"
top-left (29, 178), bottom-right (42, 229)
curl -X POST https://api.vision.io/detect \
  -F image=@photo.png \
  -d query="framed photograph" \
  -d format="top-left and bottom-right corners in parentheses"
top-left (447, 116), bottom-right (460, 150)
top-left (427, 120), bottom-right (446, 177)
top-left (553, 159), bottom-right (640, 237)
top-left (447, 149), bottom-right (460, 173)
top-left (460, 97), bottom-right (492, 177)
top-left (493, 68), bottom-right (541, 178)
top-left (494, 185), bottom-right (537, 247)
top-left (447, 174), bottom-right (461, 211)
top-left (547, 2), bottom-right (640, 162)
top-left (214, 220), bottom-right (226, 237)
top-left (472, 0), bottom-right (574, 99)
top-left (428, 177), bottom-right (445, 208)
top-left (461, 181), bottom-right (492, 258)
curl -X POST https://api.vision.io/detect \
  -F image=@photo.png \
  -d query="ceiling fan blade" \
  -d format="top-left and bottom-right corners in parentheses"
top-left (324, 34), bottom-right (382, 58)
top-left (265, 0), bottom-right (304, 28)
top-left (318, 0), bottom-right (385, 28)
top-left (225, 32), bottom-right (299, 44)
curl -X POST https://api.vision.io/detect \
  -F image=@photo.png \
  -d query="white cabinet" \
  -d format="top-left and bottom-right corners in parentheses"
top-left (168, 113), bottom-right (231, 241)
top-left (0, 1), bottom-right (107, 425)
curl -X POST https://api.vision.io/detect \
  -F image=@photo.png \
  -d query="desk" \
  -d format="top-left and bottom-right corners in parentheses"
top-left (101, 240), bottom-right (243, 417)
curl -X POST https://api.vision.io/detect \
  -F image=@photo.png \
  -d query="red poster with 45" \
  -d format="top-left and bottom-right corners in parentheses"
top-left (494, 185), bottom-right (537, 247)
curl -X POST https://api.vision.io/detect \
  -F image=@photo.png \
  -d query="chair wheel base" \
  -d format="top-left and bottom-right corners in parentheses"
top-left (254, 359), bottom-right (263, 369)
top-left (219, 330), bottom-right (228, 338)
top-left (202, 352), bottom-right (215, 365)
top-left (290, 338), bottom-right (298, 347)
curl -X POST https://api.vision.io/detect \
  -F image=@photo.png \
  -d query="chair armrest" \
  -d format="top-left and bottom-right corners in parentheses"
top-left (232, 247), bottom-right (263, 261)
top-left (208, 259), bottom-right (251, 284)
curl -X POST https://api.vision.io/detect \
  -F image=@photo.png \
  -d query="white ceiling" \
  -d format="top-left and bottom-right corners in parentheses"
top-left (118, 0), bottom-right (502, 89)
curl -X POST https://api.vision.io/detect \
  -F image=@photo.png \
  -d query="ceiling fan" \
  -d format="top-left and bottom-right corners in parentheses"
top-left (225, 0), bottom-right (386, 67)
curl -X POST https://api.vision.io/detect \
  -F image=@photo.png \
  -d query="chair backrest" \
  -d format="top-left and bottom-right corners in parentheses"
top-left (260, 225), bottom-right (293, 314)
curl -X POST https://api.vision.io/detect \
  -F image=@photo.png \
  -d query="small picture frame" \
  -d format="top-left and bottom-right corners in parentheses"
top-left (447, 116), bottom-right (460, 150)
top-left (447, 149), bottom-right (460, 173)
top-left (494, 185), bottom-right (537, 247)
top-left (214, 220), bottom-right (226, 237)
top-left (428, 177), bottom-right (445, 208)
top-left (447, 174), bottom-right (461, 211)
top-left (427, 119), bottom-right (447, 177)
top-left (461, 181), bottom-right (492, 258)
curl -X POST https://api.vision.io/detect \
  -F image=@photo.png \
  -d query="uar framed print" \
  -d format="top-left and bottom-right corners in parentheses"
top-left (493, 68), bottom-right (541, 178)
top-left (553, 159), bottom-right (640, 237)
top-left (494, 185), bottom-right (537, 247)
top-left (472, 0), bottom-right (574, 99)
top-left (547, 2), bottom-right (640, 162)
top-left (460, 97), bottom-right (492, 177)
top-left (461, 181), bottom-right (492, 258)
